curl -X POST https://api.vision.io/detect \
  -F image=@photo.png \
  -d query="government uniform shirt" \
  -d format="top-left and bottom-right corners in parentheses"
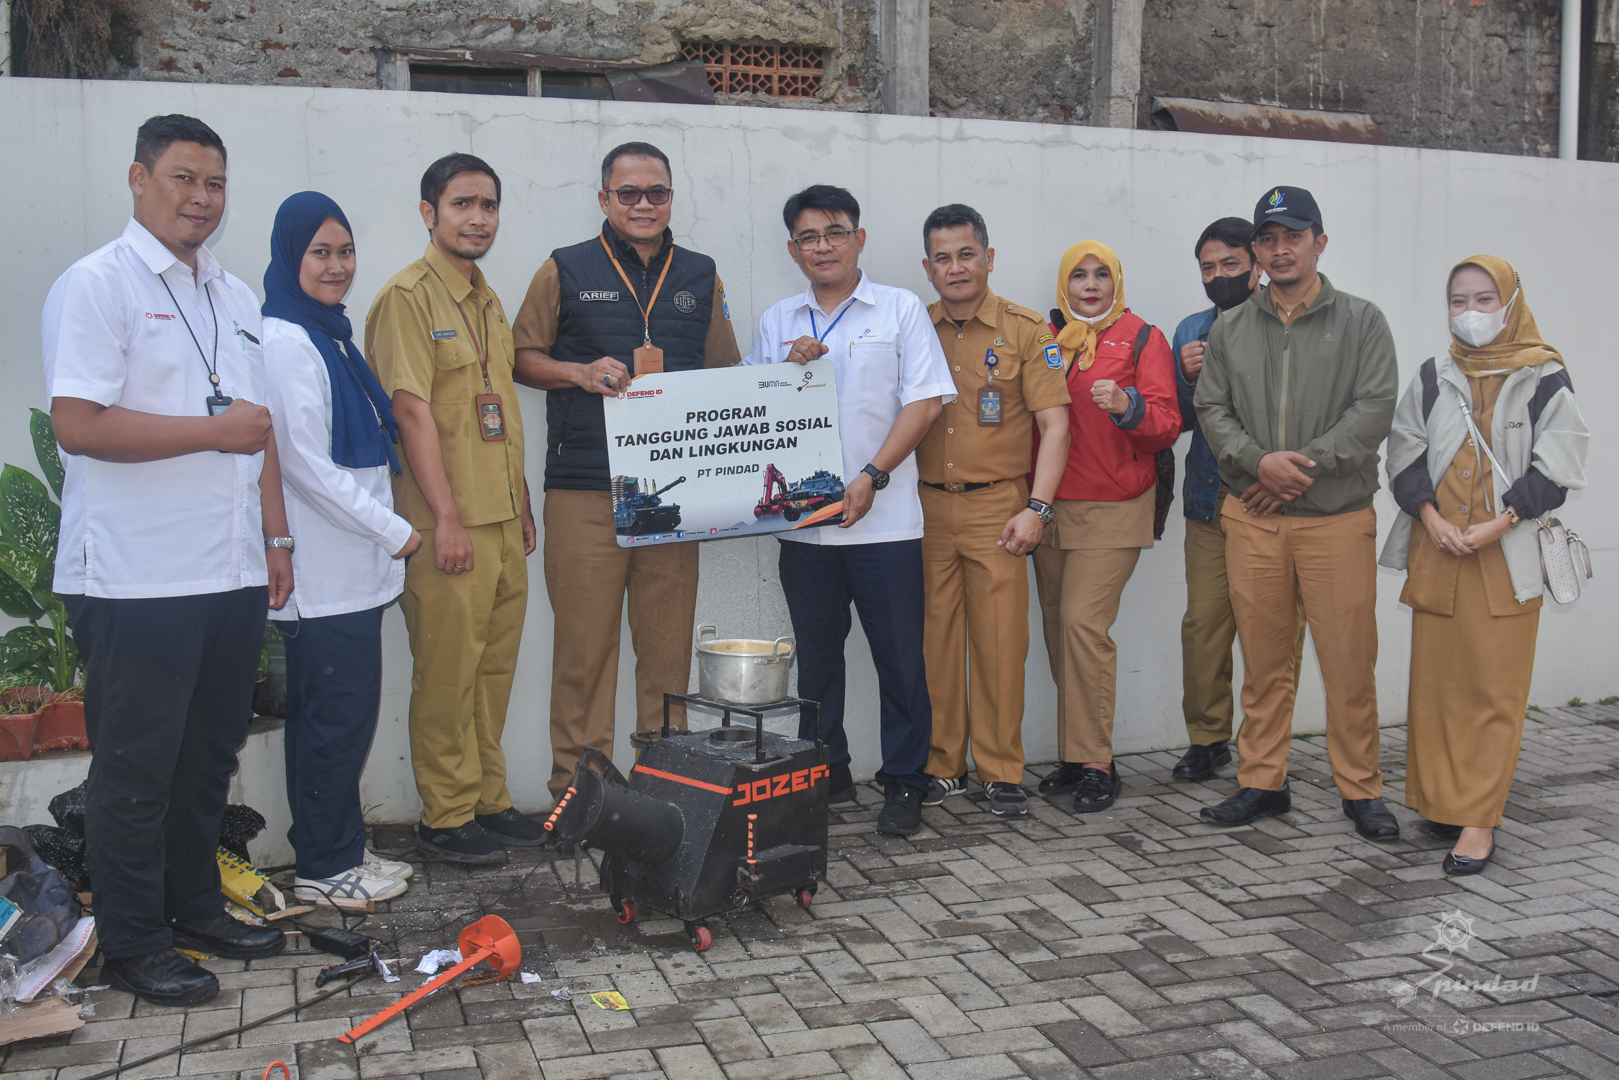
top-left (365, 245), bottom-right (524, 530)
top-left (919, 290), bottom-right (1070, 485)
top-left (262, 318), bottom-right (414, 621)
top-left (42, 218), bottom-right (269, 599)
top-left (744, 271), bottom-right (956, 546)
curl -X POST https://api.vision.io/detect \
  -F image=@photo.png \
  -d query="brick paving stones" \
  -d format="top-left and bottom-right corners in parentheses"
top-left (6, 705), bottom-right (1619, 1078)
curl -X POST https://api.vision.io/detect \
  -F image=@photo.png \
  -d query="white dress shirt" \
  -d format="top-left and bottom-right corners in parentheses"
top-left (43, 219), bottom-right (268, 599)
top-left (744, 271), bottom-right (955, 546)
top-left (262, 318), bottom-right (413, 621)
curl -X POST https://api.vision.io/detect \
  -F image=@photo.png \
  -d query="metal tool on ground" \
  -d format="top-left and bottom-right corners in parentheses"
top-left (544, 691), bottom-right (829, 952)
top-left (337, 915), bottom-right (520, 1044)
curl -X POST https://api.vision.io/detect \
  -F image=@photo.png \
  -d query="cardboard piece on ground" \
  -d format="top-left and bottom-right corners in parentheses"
top-left (0, 926), bottom-right (97, 1044)
top-left (0, 995), bottom-right (84, 1044)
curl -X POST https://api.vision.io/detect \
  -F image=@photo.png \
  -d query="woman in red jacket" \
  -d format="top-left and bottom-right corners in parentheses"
top-left (1033, 240), bottom-right (1181, 813)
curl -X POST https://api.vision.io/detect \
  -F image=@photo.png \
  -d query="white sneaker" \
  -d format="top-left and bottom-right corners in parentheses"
top-left (362, 848), bottom-right (414, 880)
top-left (293, 867), bottom-right (407, 912)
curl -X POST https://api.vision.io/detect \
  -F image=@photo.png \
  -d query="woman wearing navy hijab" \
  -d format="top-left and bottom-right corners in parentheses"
top-left (262, 191), bottom-right (421, 908)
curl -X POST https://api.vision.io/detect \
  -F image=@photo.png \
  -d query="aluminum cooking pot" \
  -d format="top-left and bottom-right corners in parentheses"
top-left (694, 624), bottom-right (795, 705)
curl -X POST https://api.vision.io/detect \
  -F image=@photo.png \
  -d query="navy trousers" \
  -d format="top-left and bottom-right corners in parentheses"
top-left (777, 538), bottom-right (931, 791)
top-left (281, 605), bottom-right (386, 879)
top-left (65, 588), bottom-right (265, 960)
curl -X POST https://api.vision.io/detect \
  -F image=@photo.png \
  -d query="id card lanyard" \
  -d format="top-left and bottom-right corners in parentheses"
top-left (160, 276), bottom-right (230, 414)
top-left (978, 347), bottom-right (1002, 426)
top-left (808, 298), bottom-right (854, 345)
top-left (428, 264), bottom-right (507, 442)
top-left (601, 235), bottom-right (674, 376)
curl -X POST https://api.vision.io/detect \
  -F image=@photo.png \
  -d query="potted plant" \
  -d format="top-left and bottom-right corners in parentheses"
top-left (0, 409), bottom-right (83, 760)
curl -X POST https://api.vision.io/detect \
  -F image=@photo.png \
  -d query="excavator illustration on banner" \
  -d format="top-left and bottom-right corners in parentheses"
top-left (753, 463), bottom-right (845, 527)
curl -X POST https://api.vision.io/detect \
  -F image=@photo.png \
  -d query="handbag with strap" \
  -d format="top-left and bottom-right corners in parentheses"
top-left (1455, 395), bottom-right (1591, 604)
top-left (0, 826), bottom-right (84, 963)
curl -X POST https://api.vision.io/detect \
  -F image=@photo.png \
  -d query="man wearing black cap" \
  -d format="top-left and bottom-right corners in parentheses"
top-left (1193, 186), bottom-right (1400, 841)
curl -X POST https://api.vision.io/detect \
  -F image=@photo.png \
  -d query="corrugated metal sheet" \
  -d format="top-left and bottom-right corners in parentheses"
top-left (1151, 97), bottom-right (1388, 146)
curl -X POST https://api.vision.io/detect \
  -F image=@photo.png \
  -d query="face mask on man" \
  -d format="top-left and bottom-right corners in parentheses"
top-left (1450, 291), bottom-right (1518, 348)
top-left (1204, 273), bottom-right (1253, 311)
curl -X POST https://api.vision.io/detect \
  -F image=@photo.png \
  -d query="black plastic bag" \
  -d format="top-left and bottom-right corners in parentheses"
top-left (21, 824), bottom-right (88, 892)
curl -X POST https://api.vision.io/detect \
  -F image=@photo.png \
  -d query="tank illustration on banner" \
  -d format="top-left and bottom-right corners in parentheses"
top-left (754, 465), bottom-right (845, 523)
top-left (613, 475), bottom-right (687, 536)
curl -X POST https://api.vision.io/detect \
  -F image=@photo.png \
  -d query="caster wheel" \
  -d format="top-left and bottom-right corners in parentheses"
top-left (689, 925), bottom-right (712, 952)
top-left (796, 888), bottom-right (814, 909)
top-left (615, 899), bottom-right (636, 925)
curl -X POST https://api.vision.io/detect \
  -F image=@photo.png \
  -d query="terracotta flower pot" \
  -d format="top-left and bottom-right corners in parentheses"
top-left (0, 711), bottom-right (42, 761)
top-left (33, 699), bottom-right (87, 753)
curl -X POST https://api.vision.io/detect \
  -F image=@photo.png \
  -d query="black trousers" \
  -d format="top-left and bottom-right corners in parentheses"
top-left (777, 538), bottom-right (932, 791)
top-left (281, 605), bottom-right (385, 879)
top-left (64, 588), bottom-right (266, 960)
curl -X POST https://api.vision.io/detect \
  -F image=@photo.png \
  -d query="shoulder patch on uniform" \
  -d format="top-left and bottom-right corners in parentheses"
top-left (1037, 333), bottom-right (1055, 345)
top-left (1043, 343), bottom-right (1063, 369)
top-left (1004, 302), bottom-right (1046, 325)
top-left (721, 290), bottom-right (731, 321)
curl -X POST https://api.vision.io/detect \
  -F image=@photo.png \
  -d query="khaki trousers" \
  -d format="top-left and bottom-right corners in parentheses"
top-left (1222, 497), bottom-right (1382, 799)
top-left (401, 516), bottom-right (528, 830)
top-left (1181, 515), bottom-right (1307, 746)
top-left (1032, 541), bottom-right (1142, 765)
top-left (921, 480), bottom-right (1030, 785)
top-left (543, 489), bottom-right (699, 800)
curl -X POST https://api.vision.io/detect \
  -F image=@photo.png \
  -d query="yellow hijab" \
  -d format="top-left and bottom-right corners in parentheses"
top-left (1448, 254), bottom-right (1562, 375)
top-left (1054, 241), bottom-right (1127, 373)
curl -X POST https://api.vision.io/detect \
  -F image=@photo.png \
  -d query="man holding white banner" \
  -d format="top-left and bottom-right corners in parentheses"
top-left (512, 141), bottom-right (741, 808)
top-left (745, 185), bottom-right (955, 837)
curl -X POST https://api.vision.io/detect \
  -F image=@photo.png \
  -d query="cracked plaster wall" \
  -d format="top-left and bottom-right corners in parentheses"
top-left (1141, 0), bottom-right (1564, 156)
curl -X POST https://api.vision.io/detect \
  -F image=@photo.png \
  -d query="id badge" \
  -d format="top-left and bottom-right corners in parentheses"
top-left (476, 393), bottom-right (507, 441)
top-left (977, 386), bottom-right (1002, 426)
top-left (206, 394), bottom-right (234, 453)
top-left (634, 343), bottom-right (665, 376)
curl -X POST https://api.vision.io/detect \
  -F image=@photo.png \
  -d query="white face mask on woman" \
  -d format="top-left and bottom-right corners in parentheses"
top-left (1450, 290), bottom-right (1517, 348)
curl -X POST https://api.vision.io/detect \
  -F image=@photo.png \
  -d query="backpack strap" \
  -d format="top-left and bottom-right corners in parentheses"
top-left (1131, 322), bottom-right (1153, 368)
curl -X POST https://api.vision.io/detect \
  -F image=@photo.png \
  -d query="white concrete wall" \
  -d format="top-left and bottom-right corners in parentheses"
top-left (3, 77), bottom-right (1614, 838)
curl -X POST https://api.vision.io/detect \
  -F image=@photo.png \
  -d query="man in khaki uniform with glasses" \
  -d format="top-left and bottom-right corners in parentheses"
top-left (512, 141), bottom-right (741, 807)
top-left (367, 153), bottom-right (539, 865)
top-left (916, 204), bottom-right (1071, 819)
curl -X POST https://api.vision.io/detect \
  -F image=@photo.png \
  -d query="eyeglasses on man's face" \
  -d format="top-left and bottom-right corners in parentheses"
top-left (606, 186), bottom-right (673, 206)
top-left (791, 228), bottom-right (856, 251)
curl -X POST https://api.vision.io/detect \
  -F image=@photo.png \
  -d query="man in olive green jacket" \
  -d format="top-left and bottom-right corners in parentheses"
top-left (1193, 185), bottom-right (1400, 841)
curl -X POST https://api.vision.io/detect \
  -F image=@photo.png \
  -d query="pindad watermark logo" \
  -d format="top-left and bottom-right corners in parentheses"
top-left (1384, 910), bottom-right (1542, 1034)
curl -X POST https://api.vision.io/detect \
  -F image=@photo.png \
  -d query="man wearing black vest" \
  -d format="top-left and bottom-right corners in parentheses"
top-left (513, 141), bottom-right (741, 805)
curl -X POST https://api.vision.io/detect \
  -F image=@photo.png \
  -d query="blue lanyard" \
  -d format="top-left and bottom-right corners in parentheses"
top-left (808, 298), bottom-right (855, 343)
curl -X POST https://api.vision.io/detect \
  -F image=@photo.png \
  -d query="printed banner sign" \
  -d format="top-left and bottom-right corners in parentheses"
top-left (602, 361), bottom-right (844, 547)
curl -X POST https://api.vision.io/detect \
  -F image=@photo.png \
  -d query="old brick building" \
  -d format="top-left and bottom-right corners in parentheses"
top-left (7, 0), bottom-right (1619, 159)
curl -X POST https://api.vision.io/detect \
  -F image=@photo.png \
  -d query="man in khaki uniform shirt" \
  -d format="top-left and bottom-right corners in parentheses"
top-left (511, 142), bottom-right (740, 804)
top-left (916, 205), bottom-right (1070, 818)
top-left (366, 154), bottom-right (539, 865)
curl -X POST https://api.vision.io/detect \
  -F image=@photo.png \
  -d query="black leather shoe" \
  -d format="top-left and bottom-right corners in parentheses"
top-left (103, 948), bottom-right (219, 1007)
top-left (876, 784), bottom-right (923, 836)
top-left (1442, 842), bottom-right (1495, 875)
top-left (1200, 784), bottom-right (1291, 826)
top-left (1038, 761), bottom-right (1089, 796)
top-left (168, 910), bottom-right (286, 960)
top-left (1172, 742), bottom-right (1232, 780)
top-left (1424, 821), bottom-right (1463, 841)
top-left (1343, 798), bottom-right (1401, 841)
top-left (1073, 765), bottom-right (1122, 814)
top-left (416, 821), bottom-right (508, 865)
top-left (829, 763), bottom-right (857, 804)
top-left (475, 807), bottom-right (550, 847)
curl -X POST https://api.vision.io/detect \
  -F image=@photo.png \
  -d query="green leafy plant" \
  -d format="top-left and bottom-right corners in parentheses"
top-left (1568, 696), bottom-right (1587, 708)
top-left (1600, 695), bottom-right (1619, 706)
top-left (0, 409), bottom-right (79, 692)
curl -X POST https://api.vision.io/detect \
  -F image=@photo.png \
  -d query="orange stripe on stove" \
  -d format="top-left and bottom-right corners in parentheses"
top-left (633, 764), bottom-right (734, 795)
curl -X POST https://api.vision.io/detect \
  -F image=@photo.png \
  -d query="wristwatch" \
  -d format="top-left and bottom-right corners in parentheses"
top-left (1026, 499), bottom-right (1055, 525)
top-left (265, 536), bottom-right (295, 552)
top-left (861, 463), bottom-right (890, 491)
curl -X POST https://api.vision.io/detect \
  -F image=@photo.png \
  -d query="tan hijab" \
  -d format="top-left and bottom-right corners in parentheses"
top-left (1448, 254), bottom-right (1562, 375)
top-left (1054, 241), bottom-right (1127, 373)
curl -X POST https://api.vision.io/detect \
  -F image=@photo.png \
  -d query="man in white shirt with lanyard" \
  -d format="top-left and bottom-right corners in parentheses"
top-left (42, 115), bottom-right (293, 1006)
top-left (745, 185), bottom-right (954, 836)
